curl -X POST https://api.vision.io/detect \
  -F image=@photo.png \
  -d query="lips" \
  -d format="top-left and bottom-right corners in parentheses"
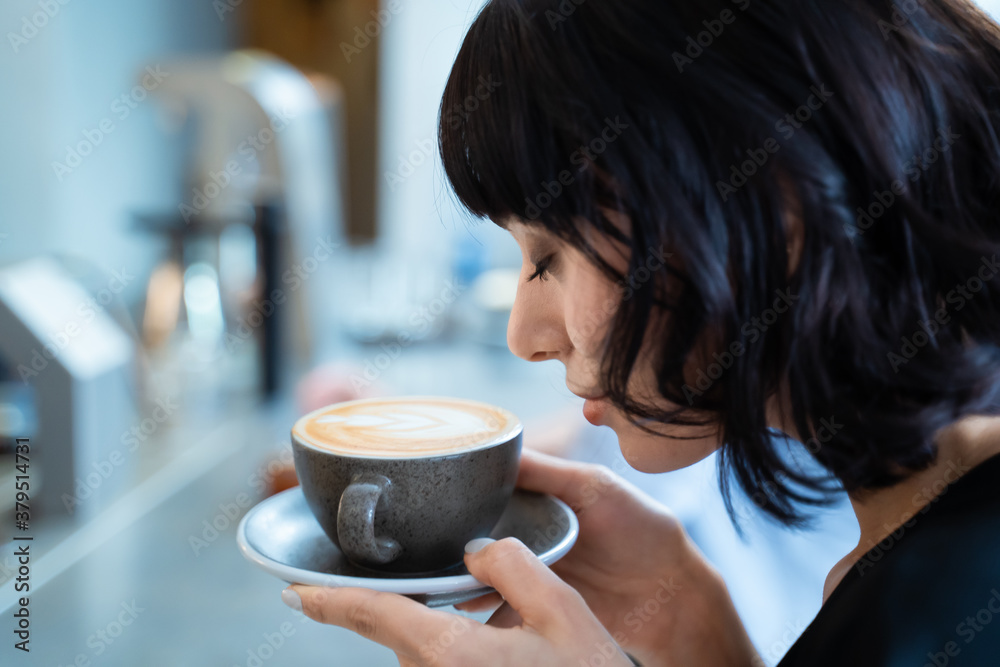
top-left (567, 383), bottom-right (608, 425)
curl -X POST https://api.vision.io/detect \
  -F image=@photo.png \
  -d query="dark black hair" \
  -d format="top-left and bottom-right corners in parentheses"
top-left (438, 0), bottom-right (1000, 527)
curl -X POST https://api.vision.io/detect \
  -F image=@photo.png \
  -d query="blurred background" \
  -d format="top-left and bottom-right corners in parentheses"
top-left (1, 1), bottom-right (997, 664)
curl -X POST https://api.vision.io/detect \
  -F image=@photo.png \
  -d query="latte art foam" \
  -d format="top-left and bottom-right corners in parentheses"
top-left (292, 396), bottom-right (520, 457)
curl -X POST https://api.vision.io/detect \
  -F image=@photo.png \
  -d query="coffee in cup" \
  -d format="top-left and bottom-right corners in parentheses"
top-left (291, 396), bottom-right (522, 574)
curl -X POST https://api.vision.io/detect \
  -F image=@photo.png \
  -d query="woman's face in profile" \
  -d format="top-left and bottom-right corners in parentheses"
top-left (504, 216), bottom-right (723, 473)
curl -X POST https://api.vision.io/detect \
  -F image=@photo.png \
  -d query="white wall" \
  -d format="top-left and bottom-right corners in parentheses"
top-left (376, 0), bottom-right (520, 278)
top-left (978, 0), bottom-right (1000, 20)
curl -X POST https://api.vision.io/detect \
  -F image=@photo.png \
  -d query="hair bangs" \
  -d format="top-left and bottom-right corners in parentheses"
top-left (438, 1), bottom-right (622, 241)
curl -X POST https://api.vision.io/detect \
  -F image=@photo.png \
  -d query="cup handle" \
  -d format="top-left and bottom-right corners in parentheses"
top-left (337, 474), bottom-right (402, 565)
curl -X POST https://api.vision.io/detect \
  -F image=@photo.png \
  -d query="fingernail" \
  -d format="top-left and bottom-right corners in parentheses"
top-left (464, 537), bottom-right (496, 554)
top-left (281, 588), bottom-right (302, 612)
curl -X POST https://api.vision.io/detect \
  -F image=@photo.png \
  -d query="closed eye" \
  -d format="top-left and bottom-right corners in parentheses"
top-left (527, 255), bottom-right (554, 282)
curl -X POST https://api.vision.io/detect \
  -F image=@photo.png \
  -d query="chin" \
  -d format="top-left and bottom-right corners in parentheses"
top-left (614, 425), bottom-right (721, 474)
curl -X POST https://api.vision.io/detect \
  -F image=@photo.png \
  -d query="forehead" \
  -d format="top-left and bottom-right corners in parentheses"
top-left (501, 217), bottom-right (547, 239)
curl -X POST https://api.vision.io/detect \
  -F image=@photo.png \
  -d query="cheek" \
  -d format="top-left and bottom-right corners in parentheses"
top-left (566, 303), bottom-right (610, 356)
top-left (565, 265), bottom-right (622, 356)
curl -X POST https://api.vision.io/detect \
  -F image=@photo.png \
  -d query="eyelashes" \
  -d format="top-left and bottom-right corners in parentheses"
top-left (527, 254), bottom-right (554, 283)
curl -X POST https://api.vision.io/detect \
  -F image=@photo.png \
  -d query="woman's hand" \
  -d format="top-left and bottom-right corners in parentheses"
top-left (456, 448), bottom-right (758, 666)
top-left (282, 448), bottom-right (758, 666)
top-left (283, 536), bottom-right (634, 666)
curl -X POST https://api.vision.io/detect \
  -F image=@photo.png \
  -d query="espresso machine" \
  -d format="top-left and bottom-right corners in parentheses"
top-left (136, 49), bottom-right (347, 400)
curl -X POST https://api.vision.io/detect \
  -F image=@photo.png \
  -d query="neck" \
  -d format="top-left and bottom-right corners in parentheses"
top-left (821, 415), bottom-right (1000, 603)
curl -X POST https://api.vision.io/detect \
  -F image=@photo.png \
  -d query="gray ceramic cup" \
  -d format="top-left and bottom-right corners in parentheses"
top-left (290, 396), bottom-right (522, 574)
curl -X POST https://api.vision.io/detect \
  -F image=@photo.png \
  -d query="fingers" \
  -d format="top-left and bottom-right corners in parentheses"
top-left (286, 585), bottom-right (478, 660)
top-left (453, 591), bottom-right (503, 613)
top-left (517, 448), bottom-right (618, 513)
top-left (463, 537), bottom-right (588, 635)
top-left (486, 602), bottom-right (524, 629)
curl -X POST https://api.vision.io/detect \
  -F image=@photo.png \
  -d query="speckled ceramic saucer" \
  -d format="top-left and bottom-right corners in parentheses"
top-left (237, 486), bottom-right (579, 607)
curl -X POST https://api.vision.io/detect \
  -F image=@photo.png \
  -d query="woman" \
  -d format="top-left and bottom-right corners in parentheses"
top-left (280, 0), bottom-right (1000, 664)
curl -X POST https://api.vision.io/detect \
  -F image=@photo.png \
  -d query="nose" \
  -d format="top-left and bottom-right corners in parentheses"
top-left (506, 274), bottom-right (567, 363)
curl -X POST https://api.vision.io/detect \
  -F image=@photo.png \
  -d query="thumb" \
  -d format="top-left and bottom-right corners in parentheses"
top-left (462, 537), bottom-right (587, 635)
